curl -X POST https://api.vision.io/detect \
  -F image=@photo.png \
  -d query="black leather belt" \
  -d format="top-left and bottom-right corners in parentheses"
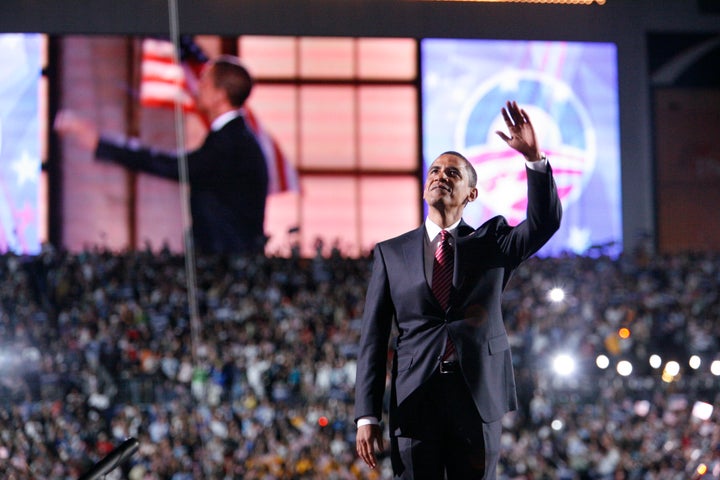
top-left (439, 361), bottom-right (459, 374)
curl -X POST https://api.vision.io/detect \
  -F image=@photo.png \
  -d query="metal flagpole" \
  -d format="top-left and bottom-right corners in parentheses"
top-left (167, 0), bottom-right (202, 383)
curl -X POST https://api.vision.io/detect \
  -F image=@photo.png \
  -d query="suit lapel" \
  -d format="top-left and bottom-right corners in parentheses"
top-left (400, 226), bottom-right (437, 305)
top-left (454, 221), bottom-right (475, 291)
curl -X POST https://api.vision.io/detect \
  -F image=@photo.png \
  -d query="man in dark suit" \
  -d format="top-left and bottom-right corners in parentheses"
top-left (354, 101), bottom-right (562, 479)
top-left (55, 56), bottom-right (268, 255)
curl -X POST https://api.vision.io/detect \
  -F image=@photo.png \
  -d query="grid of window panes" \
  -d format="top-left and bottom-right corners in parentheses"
top-left (238, 36), bottom-right (420, 257)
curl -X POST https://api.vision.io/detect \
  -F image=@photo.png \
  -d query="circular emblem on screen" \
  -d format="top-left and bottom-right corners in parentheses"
top-left (455, 70), bottom-right (596, 224)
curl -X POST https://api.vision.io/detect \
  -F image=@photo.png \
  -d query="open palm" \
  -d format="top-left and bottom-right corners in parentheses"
top-left (495, 100), bottom-right (541, 162)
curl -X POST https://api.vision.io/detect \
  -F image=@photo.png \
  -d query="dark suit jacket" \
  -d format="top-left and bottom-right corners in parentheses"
top-left (95, 115), bottom-right (268, 254)
top-left (354, 165), bottom-right (562, 436)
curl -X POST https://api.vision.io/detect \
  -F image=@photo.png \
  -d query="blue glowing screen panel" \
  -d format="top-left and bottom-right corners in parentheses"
top-left (421, 39), bottom-right (622, 256)
top-left (0, 34), bottom-right (42, 254)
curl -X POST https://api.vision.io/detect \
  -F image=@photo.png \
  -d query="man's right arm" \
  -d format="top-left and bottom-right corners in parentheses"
top-left (354, 244), bottom-right (394, 422)
top-left (94, 137), bottom-right (182, 180)
top-left (354, 244), bottom-right (394, 468)
top-left (55, 109), bottom-right (183, 180)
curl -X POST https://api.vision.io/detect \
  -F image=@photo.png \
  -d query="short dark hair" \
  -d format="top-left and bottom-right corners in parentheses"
top-left (209, 55), bottom-right (254, 107)
top-left (439, 150), bottom-right (477, 188)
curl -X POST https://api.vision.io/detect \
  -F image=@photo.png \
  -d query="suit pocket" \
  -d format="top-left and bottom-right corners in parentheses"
top-left (488, 333), bottom-right (510, 355)
top-left (396, 352), bottom-right (414, 372)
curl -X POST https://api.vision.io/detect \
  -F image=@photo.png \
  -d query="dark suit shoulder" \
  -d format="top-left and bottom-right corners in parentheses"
top-left (207, 116), bottom-right (258, 146)
top-left (376, 226), bottom-right (424, 249)
top-left (220, 114), bottom-right (251, 131)
top-left (461, 215), bottom-right (510, 240)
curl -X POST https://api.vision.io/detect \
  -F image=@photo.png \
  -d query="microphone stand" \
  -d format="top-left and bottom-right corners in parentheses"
top-left (78, 437), bottom-right (139, 480)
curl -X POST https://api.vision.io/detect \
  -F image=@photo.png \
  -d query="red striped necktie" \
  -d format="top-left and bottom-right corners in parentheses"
top-left (432, 230), bottom-right (453, 310)
top-left (433, 230), bottom-right (456, 360)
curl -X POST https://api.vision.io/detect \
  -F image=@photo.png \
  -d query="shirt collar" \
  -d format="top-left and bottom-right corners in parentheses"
top-left (210, 109), bottom-right (243, 132)
top-left (424, 217), bottom-right (461, 242)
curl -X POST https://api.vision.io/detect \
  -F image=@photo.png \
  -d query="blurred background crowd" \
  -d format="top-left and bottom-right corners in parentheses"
top-left (0, 241), bottom-right (719, 479)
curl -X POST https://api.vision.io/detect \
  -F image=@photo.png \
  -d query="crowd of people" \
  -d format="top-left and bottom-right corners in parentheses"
top-left (0, 241), bottom-right (719, 479)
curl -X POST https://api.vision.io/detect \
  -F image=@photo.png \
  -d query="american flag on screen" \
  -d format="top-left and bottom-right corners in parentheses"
top-left (139, 36), bottom-right (298, 195)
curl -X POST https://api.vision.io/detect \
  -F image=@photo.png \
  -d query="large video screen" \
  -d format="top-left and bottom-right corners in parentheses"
top-left (38, 35), bottom-right (419, 257)
top-left (421, 39), bottom-right (622, 256)
top-left (0, 33), bottom-right (42, 254)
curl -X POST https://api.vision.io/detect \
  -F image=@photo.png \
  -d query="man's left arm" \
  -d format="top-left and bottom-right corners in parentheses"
top-left (495, 99), bottom-right (560, 220)
top-left (495, 156), bottom-right (561, 262)
top-left (493, 101), bottom-right (562, 259)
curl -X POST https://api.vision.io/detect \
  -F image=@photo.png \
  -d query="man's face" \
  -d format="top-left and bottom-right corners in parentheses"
top-left (423, 153), bottom-right (478, 211)
top-left (196, 65), bottom-right (223, 115)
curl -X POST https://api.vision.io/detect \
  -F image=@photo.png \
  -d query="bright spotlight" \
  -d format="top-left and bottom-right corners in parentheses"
top-left (649, 354), bottom-right (662, 369)
top-left (616, 360), bottom-right (633, 376)
top-left (665, 361), bottom-right (680, 377)
top-left (552, 353), bottom-right (576, 376)
top-left (548, 287), bottom-right (565, 303)
top-left (662, 361), bottom-right (681, 383)
top-left (551, 419), bottom-right (564, 431)
top-left (711, 360), bottom-right (720, 376)
top-left (691, 401), bottom-right (713, 421)
top-left (596, 354), bottom-right (609, 369)
top-left (689, 355), bottom-right (701, 370)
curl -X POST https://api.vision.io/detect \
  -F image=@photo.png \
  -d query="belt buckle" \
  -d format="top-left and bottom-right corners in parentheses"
top-left (439, 361), bottom-right (457, 374)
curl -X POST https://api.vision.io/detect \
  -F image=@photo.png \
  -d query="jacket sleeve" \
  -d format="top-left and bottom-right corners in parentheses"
top-left (93, 119), bottom-right (265, 185)
top-left (354, 244), bottom-right (395, 423)
top-left (95, 137), bottom-right (184, 180)
top-left (495, 164), bottom-right (562, 264)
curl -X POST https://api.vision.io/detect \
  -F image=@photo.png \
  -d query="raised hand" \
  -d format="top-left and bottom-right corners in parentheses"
top-left (495, 100), bottom-right (542, 162)
top-left (54, 110), bottom-right (100, 152)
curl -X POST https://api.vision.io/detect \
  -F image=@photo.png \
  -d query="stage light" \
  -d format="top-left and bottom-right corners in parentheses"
top-left (596, 354), bottom-right (609, 369)
top-left (416, 0), bottom-right (607, 4)
top-left (618, 327), bottom-right (630, 339)
top-left (318, 416), bottom-right (329, 427)
top-left (548, 287), bottom-right (565, 303)
top-left (691, 401), bottom-right (713, 421)
top-left (696, 463), bottom-right (708, 476)
top-left (665, 361), bottom-right (680, 377)
top-left (662, 361), bottom-right (681, 383)
top-left (616, 360), bottom-right (632, 376)
top-left (711, 360), bottom-right (720, 376)
top-left (689, 355), bottom-right (701, 370)
top-left (649, 354), bottom-right (662, 369)
top-left (551, 419), bottom-right (564, 431)
top-left (552, 353), bottom-right (576, 376)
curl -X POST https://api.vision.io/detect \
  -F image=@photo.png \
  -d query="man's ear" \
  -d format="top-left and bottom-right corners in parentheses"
top-left (465, 187), bottom-right (478, 204)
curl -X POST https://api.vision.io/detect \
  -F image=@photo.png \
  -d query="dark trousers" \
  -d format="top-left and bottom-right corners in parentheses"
top-left (391, 369), bottom-right (502, 480)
